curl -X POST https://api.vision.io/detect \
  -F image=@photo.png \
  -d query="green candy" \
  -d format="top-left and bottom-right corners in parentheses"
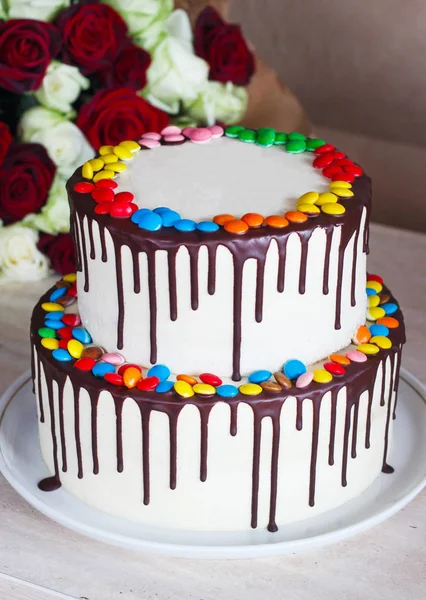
top-left (288, 131), bottom-right (306, 141)
top-left (38, 327), bottom-right (56, 339)
top-left (238, 129), bottom-right (257, 143)
top-left (306, 138), bottom-right (326, 151)
top-left (274, 132), bottom-right (288, 145)
top-left (256, 127), bottom-right (276, 147)
top-left (286, 140), bottom-right (307, 154)
top-left (225, 125), bottom-right (245, 138)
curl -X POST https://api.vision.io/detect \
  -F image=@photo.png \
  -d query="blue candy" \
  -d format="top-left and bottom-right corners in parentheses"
top-left (161, 210), bottom-right (181, 227)
top-left (131, 208), bottom-right (152, 224)
top-left (45, 319), bottom-right (64, 330)
top-left (196, 221), bottom-right (220, 233)
top-left (216, 384), bottom-right (239, 398)
top-left (137, 211), bottom-right (163, 231)
top-left (174, 219), bottom-right (196, 232)
top-left (156, 380), bottom-right (175, 393)
top-left (153, 207), bottom-right (171, 215)
top-left (147, 364), bottom-right (170, 381)
top-left (284, 359), bottom-right (306, 380)
top-left (369, 323), bottom-right (389, 337)
top-left (52, 349), bottom-right (73, 362)
top-left (381, 302), bottom-right (398, 315)
top-left (92, 362), bottom-right (115, 378)
top-left (366, 288), bottom-right (376, 297)
top-left (46, 311), bottom-right (65, 321)
top-left (248, 369), bottom-right (272, 384)
top-left (72, 327), bottom-right (92, 344)
top-left (49, 287), bottom-right (67, 302)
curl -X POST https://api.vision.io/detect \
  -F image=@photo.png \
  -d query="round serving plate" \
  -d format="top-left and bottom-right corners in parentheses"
top-left (0, 369), bottom-right (425, 559)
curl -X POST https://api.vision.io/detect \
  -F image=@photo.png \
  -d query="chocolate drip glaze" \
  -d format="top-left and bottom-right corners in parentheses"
top-left (139, 407), bottom-right (151, 505)
top-left (229, 403), bottom-right (238, 436)
top-left (73, 383), bottom-right (83, 479)
top-left (188, 246), bottom-right (200, 311)
top-left (113, 240), bottom-right (125, 350)
top-left (88, 218), bottom-right (96, 260)
top-left (77, 213), bottom-right (89, 293)
top-left (132, 250), bottom-right (141, 294)
top-left (99, 225), bottom-right (107, 263)
top-left (255, 257), bottom-right (266, 323)
top-left (322, 228), bottom-right (333, 295)
top-left (392, 346), bottom-right (403, 419)
top-left (268, 416), bottom-right (281, 532)
top-left (167, 249), bottom-right (178, 321)
top-left (296, 398), bottom-right (303, 431)
top-left (309, 400), bottom-right (321, 507)
top-left (115, 398), bottom-right (124, 473)
top-left (328, 388), bottom-right (338, 465)
top-left (350, 228), bottom-right (360, 307)
top-left (90, 394), bottom-right (99, 474)
top-left (147, 250), bottom-right (157, 364)
top-left (199, 405), bottom-right (213, 482)
top-left (37, 368), bottom-right (61, 492)
top-left (299, 231), bottom-right (313, 294)
top-left (70, 205), bottom-right (82, 273)
top-left (207, 245), bottom-right (217, 295)
top-left (232, 254), bottom-right (244, 381)
top-left (36, 355), bottom-right (45, 423)
top-left (58, 382), bottom-right (67, 472)
top-left (382, 353), bottom-right (396, 474)
top-left (276, 236), bottom-right (289, 293)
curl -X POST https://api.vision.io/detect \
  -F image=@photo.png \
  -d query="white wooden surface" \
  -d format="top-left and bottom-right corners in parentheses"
top-left (0, 223), bottom-right (425, 600)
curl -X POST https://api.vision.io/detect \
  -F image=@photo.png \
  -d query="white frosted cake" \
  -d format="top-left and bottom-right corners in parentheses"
top-left (31, 125), bottom-right (405, 533)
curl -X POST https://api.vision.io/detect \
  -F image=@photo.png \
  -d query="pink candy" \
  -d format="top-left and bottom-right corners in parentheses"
top-left (102, 353), bottom-right (125, 366)
top-left (163, 134), bottom-right (185, 143)
top-left (161, 125), bottom-right (182, 136)
top-left (139, 138), bottom-right (161, 149)
top-left (140, 132), bottom-right (161, 141)
top-left (208, 125), bottom-right (224, 138)
top-left (295, 372), bottom-right (314, 388)
top-left (346, 350), bottom-right (367, 363)
top-left (187, 127), bottom-right (213, 144)
top-left (182, 127), bottom-right (197, 137)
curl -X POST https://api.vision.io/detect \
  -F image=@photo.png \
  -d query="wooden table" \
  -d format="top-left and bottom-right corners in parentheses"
top-left (0, 223), bottom-right (425, 600)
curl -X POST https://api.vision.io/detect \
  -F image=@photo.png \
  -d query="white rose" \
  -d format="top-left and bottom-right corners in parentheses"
top-left (104, 0), bottom-right (173, 49)
top-left (143, 10), bottom-right (209, 114)
top-left (20, 107), bottom-right (94, 178)
top-left (23, 174), bottom-right (70, 235)
top-left (0, 225), bottom-right (49, 283)
top-left (184, 81), bottom-right (248, 126)
top-left (4, 0), bottom-right (70, 22)
top-left (34, 61), bottom-right (89, 115)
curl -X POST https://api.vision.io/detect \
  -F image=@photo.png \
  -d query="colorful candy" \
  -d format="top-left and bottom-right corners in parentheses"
top-left (193, 383), bottom-right (216, 396)
top-left (284, 359), bottom-right (306, 380)
top-left (174, 380), bottom-right (194, 398)
top-left (239, 383), bottom-right (262, 396)
top-left (148, 364), bottom-right (171, 381)
top-left (248, 370), bottom-right (272, 384)
top-left (216, 384), bottom-right (239, 398)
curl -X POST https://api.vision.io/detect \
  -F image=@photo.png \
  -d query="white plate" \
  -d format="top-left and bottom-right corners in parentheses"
top-left (0, 369), bottom-right (425, 559)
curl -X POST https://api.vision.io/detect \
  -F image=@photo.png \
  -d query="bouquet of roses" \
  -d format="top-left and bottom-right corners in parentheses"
top-left (0, 1), bottom-right (255, 282)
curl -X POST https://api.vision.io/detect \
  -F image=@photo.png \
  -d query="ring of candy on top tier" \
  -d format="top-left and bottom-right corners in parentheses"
top-left (31, 125), bottom-right (405, 533)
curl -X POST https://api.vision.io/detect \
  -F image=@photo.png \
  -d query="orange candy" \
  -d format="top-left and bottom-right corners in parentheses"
top-left (123, 366), bottom-right (142, 389)
top-left (242, 213), bottom-right (264, 228)
top-left (377, 317), bottom-right (399, 328)
top-left (265, 215), bottom-right (289, 229)
top-left (285, 210), bottom-right (308, 224)
top-left (329, 353), bottom-right (351, 366)
top-left (224, 219), bottom-right (249, 234)
top-left (352, 325), bottom-right (371, 345)
top-left (177, 374), bottom-right (198, 386)
top-left (213, 213), bottom-right (235, 226)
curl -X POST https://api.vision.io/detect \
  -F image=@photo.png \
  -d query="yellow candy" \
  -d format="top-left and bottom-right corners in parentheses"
top-left (113, 145), bottom-right (133, 160)
top-left (368, 295), bottom-right (380, 308)
top-left (41, 302), bottom-right (64, 312)
top-left (67, 339), bottom-right (84, 359)
top-left (101, 153), bottom-right (119, 164)
top-left (174, 380), bottom-right (194, 398)
top-left (329, 181), bottom-right (352, 189)
top-left (297, 191), bottom-right (319, 205)
top-left (296, 203), bottom-right (320, 214)
top-left (313, 369), bottom-right (333, 384)
top-left (321, 203), bottom-right (346, 215)
top-left (366, 280), bottom-right (383, 293)
top-left (331, 187), bottom-right (354, 198)
top-left (41, 338), bottom-right (59, 350)
top-left (63, 273), bottom-right (77, 282)
top-left (357, 343), bottom-right (380, 355)
top-left (370, 336), bottom-right (392, 350)
top-left (193, 383), bottom-right (216, 396)
top-left (99, 145), bottom-right (114, 156)
top-left (82, 161), bottom-right (93, 179)
top-left (316, 192), bottom-right (338, 206)
top-left (367, 307), bottom-right (386, 321)
top-left (119, 140), bottom-right (141, 153)
top-left (107, 162), bottom-right (127, 173)
top-left (89, 158), bottom-right (104, 172)
top-left (93, 170), bottom-right (115, 182)
top-left (239, 383), bottom-right (262, 396)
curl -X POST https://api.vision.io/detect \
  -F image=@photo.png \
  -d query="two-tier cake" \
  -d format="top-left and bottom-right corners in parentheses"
top-left (30, 125), bottom-right (405, 532)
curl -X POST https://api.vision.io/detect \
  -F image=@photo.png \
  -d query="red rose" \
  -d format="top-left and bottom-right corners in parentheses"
top-left (98, 43), bottom-right (151, 91)
top-left (38, 233), bottom-right (76, 276)
top-left (0, 19), bottom-right (61, 93)
top-left (194, 7), bottom-right (255, 86)
top-left (0, 122), bottom-right (12, 167)
top-left (0, 143), bottom-right (56, 225)
top-left (76, 88), bottom-right (168, 148)
top-left (56, 3), bottom-right (128, 75)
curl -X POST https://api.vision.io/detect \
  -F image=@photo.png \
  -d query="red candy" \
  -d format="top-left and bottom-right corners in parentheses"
top-left (332, 158), bottom-right (354, 167)
top-left (110, 201), bottom-right (133, 218)
top-left (57, 326), bottom-right (73, 339)
top-left (129, 203), bottom-right (138, 214)
top-left (137, 376), bottom-right (160, 391)
top-left (104, 372), bottom-right (124, 386)
top-left (94, 202), bottom-right (112, 215)
top-left (331, 172), bottom-right (355, 183)
top-left (322, 165), bottom-right (343, 178)
top-left (62, 313), bottom-right (81, 327)
top-left (324, 362), bottom-right (346, 376)
top-left (331, 151), bottom-right (346, 160)
top-left (59, 339), bottom-right (69, 349)
top-left (313, 153), bottom-right (334, 169)
top-left (67, 286), bottom-right (78, 297)
top-left (344, 164), bottom-right (363, 177)
top-left (95, 179), bottom-right (118, 189)
top-left (117, 363), bottom-right (142, 376)
top-left (200, 373), bottom-right (222, 387)
top-left (92, 188), bottom-right (115, 203)
top-left (74, 358), bottom-right (96, 371)
top-left (314, 144), bottom-right (335, 155)
top-left (115, 191), bottom-right (134, 203)
top-left (74, 182), bottom-right (95, 193)
top-left (367, 274), bottom-right (384, 284)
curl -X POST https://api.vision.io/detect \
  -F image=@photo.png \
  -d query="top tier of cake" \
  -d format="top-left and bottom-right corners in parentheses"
top-left (68, 128), bottom-right (371, 380)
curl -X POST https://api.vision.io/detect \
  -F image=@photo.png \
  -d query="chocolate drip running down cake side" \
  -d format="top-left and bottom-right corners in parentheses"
top-left (30, 126), bottom-right (405, 533)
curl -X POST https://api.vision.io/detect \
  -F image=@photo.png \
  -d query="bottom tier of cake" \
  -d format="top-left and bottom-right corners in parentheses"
top-left (31, 280), bottom-right (405, 533)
